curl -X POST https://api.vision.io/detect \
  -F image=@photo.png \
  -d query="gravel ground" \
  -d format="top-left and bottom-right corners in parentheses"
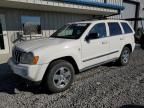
top-left (0, 47), bottom-right (144, 108)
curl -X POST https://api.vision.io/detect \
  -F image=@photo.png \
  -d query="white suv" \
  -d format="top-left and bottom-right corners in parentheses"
top-left (9, 20), bottom-right (135, 93)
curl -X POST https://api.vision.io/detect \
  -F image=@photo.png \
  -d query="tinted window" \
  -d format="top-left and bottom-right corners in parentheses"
top-left (121, 22), bottom-right (133, 34)
top-left (89, 23), bottom-right (107, 38)
top-left (108, 22), bottom-right (122, 36)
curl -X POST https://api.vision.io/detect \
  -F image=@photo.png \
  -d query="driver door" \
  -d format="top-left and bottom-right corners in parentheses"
top-left (81, 23), bottom-right (110, 68)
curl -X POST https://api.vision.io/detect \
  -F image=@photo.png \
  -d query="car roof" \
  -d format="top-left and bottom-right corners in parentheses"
top-left (69, 19), bottom-right (128, 24)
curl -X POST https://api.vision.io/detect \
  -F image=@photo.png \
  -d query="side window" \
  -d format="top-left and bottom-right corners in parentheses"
top-left (108, 22), bottom-right (122, 36)
top-left (121, 22), bottom-right (133, 34)
top-left (89, 23), bottom-right (107, 38)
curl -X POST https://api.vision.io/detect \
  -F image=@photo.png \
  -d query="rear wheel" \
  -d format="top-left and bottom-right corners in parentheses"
top-left (44, 60), bottom-right (75, 93)
top-left (118, 47), bottom-right (131, 66)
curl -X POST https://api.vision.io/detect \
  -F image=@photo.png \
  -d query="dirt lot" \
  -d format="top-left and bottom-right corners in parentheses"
top-left (0, 47), bottom-right (144, 108)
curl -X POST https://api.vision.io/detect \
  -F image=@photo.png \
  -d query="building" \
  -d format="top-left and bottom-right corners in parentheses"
top-left (121, 0), bottom-right (144, 30)
top-left (0, 0), bottom-right (143, 63)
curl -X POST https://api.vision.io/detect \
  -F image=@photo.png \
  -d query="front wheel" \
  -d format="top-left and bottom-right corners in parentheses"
top-left (44, 60), bottom-right (75, 93)
top-left (118, 47), bottom-right (131, 66)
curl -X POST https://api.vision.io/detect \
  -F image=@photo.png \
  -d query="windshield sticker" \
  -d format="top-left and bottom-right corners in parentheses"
top-left (76, 24), bottom-right (87, 27)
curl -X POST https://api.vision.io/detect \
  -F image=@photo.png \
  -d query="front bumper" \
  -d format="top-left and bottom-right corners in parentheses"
top-left (8, 58), bottom-right (48, 82)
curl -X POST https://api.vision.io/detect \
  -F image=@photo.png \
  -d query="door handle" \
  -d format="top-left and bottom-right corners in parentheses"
top-left (102, 41), bottom-right (108, 45)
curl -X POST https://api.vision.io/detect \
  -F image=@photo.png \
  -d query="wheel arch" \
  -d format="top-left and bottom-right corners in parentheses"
top-left (41, 56), bottom-right (80, 84)
top-left (123, 44), bottom-right (132, 53)
top-left (42, 56), bottom-right (80, 81)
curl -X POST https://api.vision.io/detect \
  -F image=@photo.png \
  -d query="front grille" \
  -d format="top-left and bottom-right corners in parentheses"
top-left (12, 48), bottom-right (24, 63)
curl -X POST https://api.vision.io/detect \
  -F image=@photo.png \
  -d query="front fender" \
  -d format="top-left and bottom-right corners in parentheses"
top-left (33, 45), bottom-right (82, 70)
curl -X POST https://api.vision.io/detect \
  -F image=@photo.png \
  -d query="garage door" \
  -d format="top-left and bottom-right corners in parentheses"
top-left (121, 2), bottom-right (136, 28)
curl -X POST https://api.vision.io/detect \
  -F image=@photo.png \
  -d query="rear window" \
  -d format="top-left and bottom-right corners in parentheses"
top-left (121, 22), bottom-right (133, 34)
top-left (108, 22), bottom-right (122, 36)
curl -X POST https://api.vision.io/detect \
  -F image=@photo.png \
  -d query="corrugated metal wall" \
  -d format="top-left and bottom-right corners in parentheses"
top-left (114, 0), bottom-right (144, 29)
top-left (107, 0), bottom-right (123, 6)
top-left (47, 0), bottom-right (123, 5)
top-left (42, 12), bottom-right (92, 37)
top-left (108, 0), bottom-right (123, 19)
top-left (121, 2), bottom-right (136, 28)
top-left (138, 0), bottom-right (144, 28)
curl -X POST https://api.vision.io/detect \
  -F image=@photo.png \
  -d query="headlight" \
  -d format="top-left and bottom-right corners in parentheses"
top-left (20, 52), bottom-right (39, 65)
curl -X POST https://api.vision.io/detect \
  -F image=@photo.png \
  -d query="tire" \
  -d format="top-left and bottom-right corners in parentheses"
top-left (118, 47), bottom-right (131, 66)
top-left (44, 60), bottom-right (75, 93)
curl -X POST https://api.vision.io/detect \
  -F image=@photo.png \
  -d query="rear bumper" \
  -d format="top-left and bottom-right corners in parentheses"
top-left (132, 43), bottom-right (136, 52)
top-left (8, 58), bottom-right (48, 82)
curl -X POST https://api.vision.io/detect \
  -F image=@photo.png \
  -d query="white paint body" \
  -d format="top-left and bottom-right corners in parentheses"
top-left (9, 20), bottom-right (135, 82)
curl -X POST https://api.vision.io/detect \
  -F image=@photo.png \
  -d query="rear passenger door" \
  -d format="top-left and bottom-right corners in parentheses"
top-left (107, 22), bottom-right (124, 59)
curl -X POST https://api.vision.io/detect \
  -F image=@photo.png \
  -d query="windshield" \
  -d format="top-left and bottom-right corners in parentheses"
top-left (51, 23), bottom-right (90, 39)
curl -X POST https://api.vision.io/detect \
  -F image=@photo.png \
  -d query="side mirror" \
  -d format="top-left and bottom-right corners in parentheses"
top-left (85, 33), bottom-right (99, 41)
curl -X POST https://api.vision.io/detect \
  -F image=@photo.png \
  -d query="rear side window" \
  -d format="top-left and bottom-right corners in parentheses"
top-left (121, 22), bottom-right (133, 34)
top-left (108, 22), bottom-right (122, 36)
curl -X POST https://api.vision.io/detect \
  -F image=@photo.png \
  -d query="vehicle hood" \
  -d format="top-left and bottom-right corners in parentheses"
top-left (15, 38), bottom-right (74, 52)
